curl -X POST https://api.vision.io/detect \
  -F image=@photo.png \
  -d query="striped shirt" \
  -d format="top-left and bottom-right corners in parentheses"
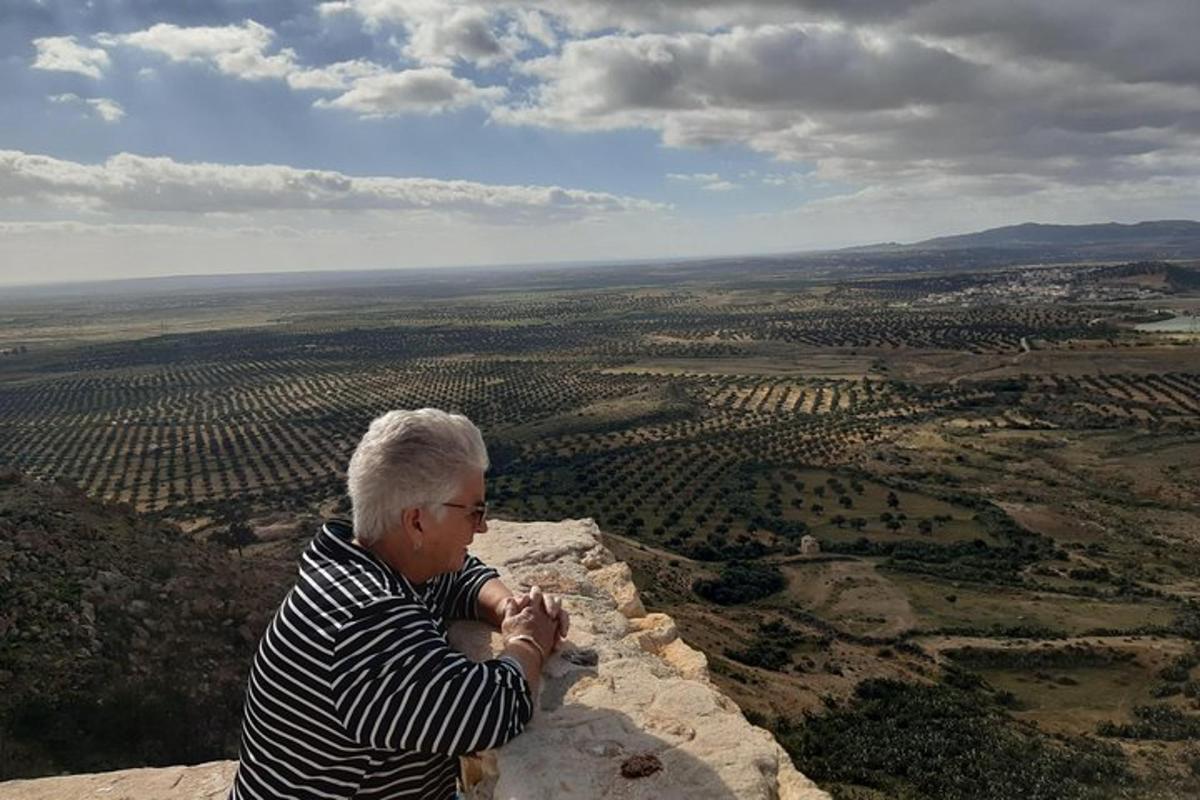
top-left (230, 520), bottom-right (533, 800)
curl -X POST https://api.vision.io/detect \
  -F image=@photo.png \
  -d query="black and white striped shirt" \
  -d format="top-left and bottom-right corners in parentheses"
top-left (230, 520), bottom-right (533, 800)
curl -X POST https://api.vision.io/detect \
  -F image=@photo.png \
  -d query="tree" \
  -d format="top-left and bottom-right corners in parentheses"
top-left (886, 491), bottom-right (900, 509)
top-left (214, 517), bottom-right (256, 556)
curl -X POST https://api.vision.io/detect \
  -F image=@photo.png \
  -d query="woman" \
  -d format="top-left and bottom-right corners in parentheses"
top-left (230, 408), bottom-right (567, 800)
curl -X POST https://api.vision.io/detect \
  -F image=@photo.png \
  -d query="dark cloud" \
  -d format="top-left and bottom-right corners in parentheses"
top-left (490, 1), bottom-right (1200, 197)
top-left (911, 0), bottom-right (1200, 87)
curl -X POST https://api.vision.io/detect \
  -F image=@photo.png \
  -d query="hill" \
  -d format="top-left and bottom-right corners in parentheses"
top-left (912, 220), bottom-right (1200, 250)
top-left (0, 471), bottom-right (284, 779)
top-left (809, 220), bottom-right (1200, 277)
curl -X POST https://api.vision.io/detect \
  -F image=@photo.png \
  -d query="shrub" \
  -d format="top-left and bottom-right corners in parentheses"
top-left (780, 678), bottom-right (1131, 800)
top-left (693, 561), bottom-right (786, 605)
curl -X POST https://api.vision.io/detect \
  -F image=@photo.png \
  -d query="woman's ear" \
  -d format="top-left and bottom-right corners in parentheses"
top-left (401, 507), bottom-right (424, 550)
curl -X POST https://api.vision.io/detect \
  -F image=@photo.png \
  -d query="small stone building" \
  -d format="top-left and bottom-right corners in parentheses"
top-left (799, 535), bottom-right (821, 555)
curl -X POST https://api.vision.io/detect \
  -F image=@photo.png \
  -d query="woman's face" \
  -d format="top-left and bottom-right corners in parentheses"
top-left (424, 468), bottom-right (488, 575)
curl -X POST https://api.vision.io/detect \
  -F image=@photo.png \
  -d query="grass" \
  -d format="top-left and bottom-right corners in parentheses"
top-left (774, 560), bottom-right (916, 638)
top-left (887, 571), bottom-right (1176, 636)
top-left (981, 663), bottom-right (1160, 734)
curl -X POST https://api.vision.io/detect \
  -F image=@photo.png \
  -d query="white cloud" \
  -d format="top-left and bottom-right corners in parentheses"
top-left (667, 172), bottom-right (738, 191)
top-left (513, 8), bottom-right (558, 48)
top-left (336, 0), bottom-right (847, 39)
top-left (32, 35), bottom-right (110, 79)
top-left (0, 149), bottom-right (663, 223)
top-left (87, 97), bottom-right (126, 123)
top-left (48, 94), bottom-right (126, 123)
top-left (99, 20), bottom-right (296, 81)
top-left (315, 68), bottom-right (505, 115)
top-left (335, 1), bottom-right (546, 66)
top-left (401, 5), bottom-right (514, 66)
top-left (285, 59), bottom-right (385, 91)
top-left (317, 1), bottom-right (356, 17)
top-left (98, 19), bottom-right (501, 111)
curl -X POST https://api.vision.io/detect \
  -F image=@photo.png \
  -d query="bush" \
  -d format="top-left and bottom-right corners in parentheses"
top-left (693, 561), bottom-right (786, 605)
top-left (1097, 705), bottom-right (1200, 741)
top-left (780, 678), bottom-right (1131, 800)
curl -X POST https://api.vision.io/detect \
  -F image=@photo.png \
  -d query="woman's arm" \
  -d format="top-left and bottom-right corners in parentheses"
top-left (476, 577), bottom-right (516, 628)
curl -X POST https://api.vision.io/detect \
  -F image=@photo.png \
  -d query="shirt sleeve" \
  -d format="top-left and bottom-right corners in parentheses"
top-left (442, 553), bottom-right (501, 621)
top-left (332, 596), bottom-right (533, 756)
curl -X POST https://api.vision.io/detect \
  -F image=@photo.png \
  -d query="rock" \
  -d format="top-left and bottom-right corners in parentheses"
top-left (581, 542), bottom-right (614, 570)
top-left (590, 562), bottom-right (646, 619)
top-left (97, 569), bottom-right (127, 589)
top-left (626, 613), bottom-right (708, 682)
top-left (621, 753), bottom-right (663, 778)
top-left (461, 520), bottom-right (828, 800)
top-left (0, 761), bottom-right (235, 799)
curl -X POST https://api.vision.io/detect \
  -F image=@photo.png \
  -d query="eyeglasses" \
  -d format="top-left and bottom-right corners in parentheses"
top-left (442, 501), bottom-right (487, 526)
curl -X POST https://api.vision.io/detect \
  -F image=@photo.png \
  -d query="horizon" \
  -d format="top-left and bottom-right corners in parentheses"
top-left (4, 216), bottom-right (1197, 293)
top-left (3, 1), bottom-right (1200, 285)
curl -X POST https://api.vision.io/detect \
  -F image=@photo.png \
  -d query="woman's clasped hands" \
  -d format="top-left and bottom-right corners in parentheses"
top-left (499, 585), bottom-right (569, 659)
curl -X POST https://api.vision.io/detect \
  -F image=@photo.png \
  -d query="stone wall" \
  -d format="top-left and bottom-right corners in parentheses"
top-left (0, 519), bottom-right (827, 800)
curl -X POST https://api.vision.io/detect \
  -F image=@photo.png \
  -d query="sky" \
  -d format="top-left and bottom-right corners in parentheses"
top-left (2, 0), bottom-right (1199, 285)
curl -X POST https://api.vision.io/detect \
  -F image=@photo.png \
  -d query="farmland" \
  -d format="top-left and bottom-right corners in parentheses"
top-left (2, 257), bottom-right (1200, 797)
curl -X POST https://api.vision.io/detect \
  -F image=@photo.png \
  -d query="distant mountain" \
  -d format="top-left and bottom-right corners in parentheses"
top-left (910, 220), bottom-right (1200, 251)
top-left (804, 220), bottom-right (1200, 275)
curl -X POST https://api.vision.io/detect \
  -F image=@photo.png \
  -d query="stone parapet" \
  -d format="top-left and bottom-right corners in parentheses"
top-left (0, 519), bottom-right (827, 800)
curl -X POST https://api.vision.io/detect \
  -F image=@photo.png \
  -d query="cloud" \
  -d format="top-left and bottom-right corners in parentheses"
top-left (284, 58), bottom-right (384, 90)
top-left (401, 5), bottom-right (514, 66)
top-left (97, 18), bottom-right (501, 111)
top-left (335, 0), bottom-right (919, 40)
top-left (86, 97), bottom-right (126, 123)
top-left (315, 67), bottom-right (505, 115)
top-left (17, 0), bottom-right (1200, 257)
top-left (0, 149), bottom-right (664, 223)
top-left (32, 35), bottom-right (110, 79)
top-left (48, 93), bottom-right (126, 123)
top-left (494, 18), bottom-right (1200, 198)
top-left (501, 24), bottom-right (984, 129)
top-left (317, 1), bottom-right (356, 18)
top-left (333, 1), bottom-right (529, 66)
top-left (667, 172), bottom-right (738, 191)
top-left (909, 0), bottom-right (1200, 88)
top-left (97, 20), bottom-right (296, 80)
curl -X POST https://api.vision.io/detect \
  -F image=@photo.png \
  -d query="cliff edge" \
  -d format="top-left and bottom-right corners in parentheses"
top-left (0, 519), bottom-right (828, 800)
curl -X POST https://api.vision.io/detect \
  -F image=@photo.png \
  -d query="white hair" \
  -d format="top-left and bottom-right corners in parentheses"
top-left (347, 408), bottom-right (489, 545)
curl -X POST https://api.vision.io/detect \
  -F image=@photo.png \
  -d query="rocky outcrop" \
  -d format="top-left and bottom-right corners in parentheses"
top-left (0, 763), bottom-right (236, 800)
top-left (0, 519), bottom-right (827, 800)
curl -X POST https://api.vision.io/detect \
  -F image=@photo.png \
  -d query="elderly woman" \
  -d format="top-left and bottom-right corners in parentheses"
top-left (230, 409), bottom-right (566, 800)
